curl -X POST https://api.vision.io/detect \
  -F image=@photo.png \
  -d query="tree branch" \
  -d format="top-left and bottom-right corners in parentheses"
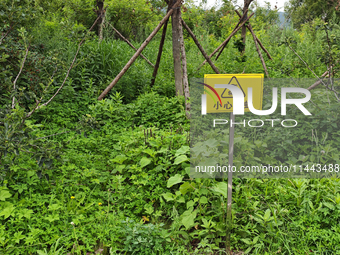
top-left (12, 44), bottom-right (30, 109)
top-left (28, 15), bottom-right (101, 113)
top-left (287, 42), bottom-right (339, 101)
top-left (0, 22), bottom-right (15, 46)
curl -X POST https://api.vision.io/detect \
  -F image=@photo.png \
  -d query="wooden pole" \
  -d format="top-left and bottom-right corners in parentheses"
top-left (215, 9), bottom-right (249, 60)
top-left (306, 60), bottom-right (338, 90)
top-left (241, 0), bottom-right (254, 54)
top-left (107, 22), bottom-right (155, 68)
top-left (226, 112), bottom-right (235, 255)
top-left (235, 10), bottom-right (272, 60)
top-left (178, 12), bottom-right (190, 116)
top-left (150, 4), bottom-right (170, 87)
top-left (93, 0), bottom-right (106, 42)
top-left (181, 18), bottom-right (220, 74)
top-left (98, 0), bottom-right (182, 100)
top-left (197, 13), bottom-right (254, 71)
top-left (172, 0), bottom-right (183, 96)
top-left (249, 24), bottom-right (269, 77)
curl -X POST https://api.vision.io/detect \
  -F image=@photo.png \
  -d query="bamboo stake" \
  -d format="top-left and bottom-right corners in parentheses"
top-left (107, 22), bottom-right (154, 68)
top-left (181, 18), bottom-right (220, 74)
top-left (197, 13), bottom-right (254, 71)
top-left (98, 0), bottom-right (182, 100)
top-left (235, 10), bottom-right (272, 60)
top-left (150, 4), bottom-right (170, 87)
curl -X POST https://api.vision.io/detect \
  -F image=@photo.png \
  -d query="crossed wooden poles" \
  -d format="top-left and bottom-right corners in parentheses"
top-left (97, 0), bottom-right (272, 101)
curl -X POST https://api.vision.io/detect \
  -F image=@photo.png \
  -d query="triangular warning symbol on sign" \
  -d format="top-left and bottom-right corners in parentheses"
top-left (221, 76), bottom-right (246, 98)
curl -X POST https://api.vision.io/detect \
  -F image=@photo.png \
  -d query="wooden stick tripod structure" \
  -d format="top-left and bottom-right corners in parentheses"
top-left (98, 0), bottom-right (187, 101)
top-left (197, 0), bottom-right (272, 76)
top-left (97, 0), bottom-right (272, 101)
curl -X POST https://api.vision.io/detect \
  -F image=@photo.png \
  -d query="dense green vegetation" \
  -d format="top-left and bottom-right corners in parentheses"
top-left (1, 0), bottom-right (340, 254)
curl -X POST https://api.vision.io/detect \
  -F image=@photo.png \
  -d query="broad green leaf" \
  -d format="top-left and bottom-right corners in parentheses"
top-left (182, 211), bottom-right (197, 230)
top-left (17, 209), bottom-right (33, 220)
top-left (115, 165), bottom-right (125, 173)
top-left (167, 174), bottom-right (183, 188)
top-left (13, 231), bottom-right (25, 244)
top-left (45, 214), bottom-right (59, 222)
top-left (175, 146), bottom-right (190, 157)
top-left (244, 247), bottom-right (253, 254)
top-left (0, 189), bottom-right (11, 201)
top-left (174, 155), bottom-right (188, 165)
top-left (177, 196), bottom-right (185, 203)
top-left (213, 182), bottom-right (228, 198)
top-left (37, 250), bottom-right (48, 255)
top-left (204, 138), bottom-right (219, 147)
top-left (162, 193), bottom-right (174, 201)
top-left (143, 148), bottom-right (155, 157)
top-left (48, 204), bottom-right (61, 211)
top-left (263, 209), bottom-right (271, 221)
top-left (200, 196), bottom-right (208, 204)
top-left (253, 236), bottom-right (259, 244)
top-left (186, 200), bottom-right (195, 209)
top-left (144, 204), bottom-right (154, 214)
top-left (140, 157), bottom-right (151, 168)
top-left (179, 182), bottom-right (194, 195)
top-left (0, 203), bottom-right (15, 219)
top-left (324, 202), bottom-right (335, 210)
top-left (241, 238), bottom-right (252, 245)
top-left (111, 155), bottom-right (127, 164)
top-left (185, 167), bottom-right (190, 176)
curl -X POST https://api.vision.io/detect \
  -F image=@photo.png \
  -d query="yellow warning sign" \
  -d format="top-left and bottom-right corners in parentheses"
top-left (204, 74), bottom-right (264, 113)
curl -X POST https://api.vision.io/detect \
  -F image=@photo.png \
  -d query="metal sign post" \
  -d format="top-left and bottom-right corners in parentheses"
top-left (226, 112), bottom-right (235, 255)
top-left (203, 74), bottom-right (263, 255)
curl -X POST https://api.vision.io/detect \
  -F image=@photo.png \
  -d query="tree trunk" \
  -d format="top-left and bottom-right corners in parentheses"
top-left (172, 0), bottom-right (183, 96)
